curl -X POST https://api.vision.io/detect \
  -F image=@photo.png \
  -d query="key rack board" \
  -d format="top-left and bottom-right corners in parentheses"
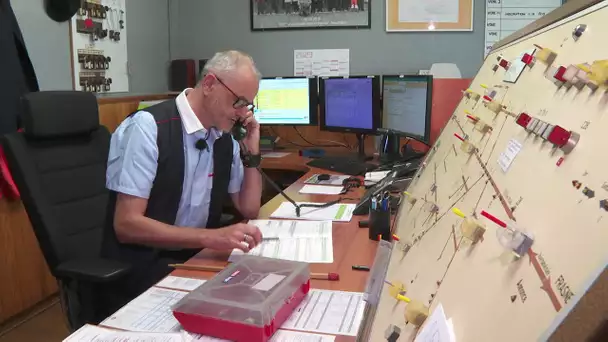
top-left (70, 0), bottom-right (128, 93)
top-left (366, 0), bottom-right (608, 341)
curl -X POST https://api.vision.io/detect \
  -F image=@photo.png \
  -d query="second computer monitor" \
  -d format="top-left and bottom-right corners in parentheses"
top-left (319, 75), bottom-right (381, 133)
top-left (253, 76), bottom-right (318, 125)
top-left (382, 75), bottom-right (433, 143)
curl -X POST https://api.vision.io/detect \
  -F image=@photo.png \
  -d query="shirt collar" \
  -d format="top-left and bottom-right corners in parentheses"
top-left (176, 88), bottom-right (218, 138)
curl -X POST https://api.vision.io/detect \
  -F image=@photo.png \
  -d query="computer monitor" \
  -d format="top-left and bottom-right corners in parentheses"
top-left (252, 76), bottom-right (318, 125)
top-left (319, 75), bottom-right (381, 134)
top-left (381, 75), bottom-right (433, 143)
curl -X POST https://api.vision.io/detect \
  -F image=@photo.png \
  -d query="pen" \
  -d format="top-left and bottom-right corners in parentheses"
top-left (262, 237), bottom-right (280, 241)
top-left (352, 265), bottom-right (370, 271)
top-left (371, 196), bottom-right (377, 210)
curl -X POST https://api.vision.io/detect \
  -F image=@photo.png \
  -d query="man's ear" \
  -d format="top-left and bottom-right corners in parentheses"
top-left (200, 74), bottom-right (215, 94)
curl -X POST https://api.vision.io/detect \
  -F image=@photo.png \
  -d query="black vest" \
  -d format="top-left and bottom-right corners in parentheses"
top-left (102, 99), bottom-right (234, 264)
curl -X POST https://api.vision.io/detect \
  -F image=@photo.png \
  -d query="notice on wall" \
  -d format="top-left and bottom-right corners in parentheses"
top-left (485, 0), bottom-right (563, 56)
top-left (294, 49), bottom-right (349, 77)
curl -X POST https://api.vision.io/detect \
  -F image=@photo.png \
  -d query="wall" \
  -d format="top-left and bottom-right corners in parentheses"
top-left (170, 0), bottom-right (487, 78)
top-left (11, 0), bottom-right (170, 93)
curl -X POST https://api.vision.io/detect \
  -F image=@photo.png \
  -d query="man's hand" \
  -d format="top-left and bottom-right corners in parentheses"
top-left (240, 111), bottom-right (260, 154)
top-left (203, 223), bottom-right (262, 252)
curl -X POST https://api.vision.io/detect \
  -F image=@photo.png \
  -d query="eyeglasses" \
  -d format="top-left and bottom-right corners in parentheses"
top-left (212, 74), bottom-right (255, 110)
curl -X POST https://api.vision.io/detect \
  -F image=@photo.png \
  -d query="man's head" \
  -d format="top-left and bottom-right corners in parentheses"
top-left (193, 50), bottom-right (261, 133)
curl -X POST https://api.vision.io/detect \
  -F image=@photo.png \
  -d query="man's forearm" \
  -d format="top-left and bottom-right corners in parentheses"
top-left (238, 167), bottom-right (263, 218)
top-left (115, 215), bottom-right (209, 249)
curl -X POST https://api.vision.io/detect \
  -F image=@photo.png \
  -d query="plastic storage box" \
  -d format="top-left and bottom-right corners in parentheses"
top-left (172, 256), bottom-right (310, 342)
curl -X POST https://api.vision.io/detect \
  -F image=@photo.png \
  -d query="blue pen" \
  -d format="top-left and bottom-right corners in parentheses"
top-left (382, 197), bottom-right (388, 211)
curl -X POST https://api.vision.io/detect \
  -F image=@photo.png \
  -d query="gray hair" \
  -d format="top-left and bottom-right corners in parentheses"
top-left (201, 50), bottom-right (262, 81)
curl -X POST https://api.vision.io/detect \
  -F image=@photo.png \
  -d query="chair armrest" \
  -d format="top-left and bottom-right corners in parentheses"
top-left (55, 258), bottom-right (131, 283)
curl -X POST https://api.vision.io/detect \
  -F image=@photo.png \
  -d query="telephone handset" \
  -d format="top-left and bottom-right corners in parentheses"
top-left (232, 120), bottom-right (247, 141)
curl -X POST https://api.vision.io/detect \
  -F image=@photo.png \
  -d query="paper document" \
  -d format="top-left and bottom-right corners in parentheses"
top-left (64, 324), bottom-right (183, 342)
top-left (270, 202), bottom-right (355, 222)
top-left (262, 152), bottom-right (290, 158)
top-left (414, 303), bottom-right (456, 342)
top-left (270, 330), bottom-right (335, 342)
top-left (398, 0), bottom-right (459, 23)
top-left (364, 171), bottom-right (390, 182)
top-left (101, 287), bottom-right (186, 333)
top-left (304, 174), bottom-right (350, 186)
top-left (183, 331), bottom-right (229, 341)
top-left (282, 289), bottom-right (365, 336)
top-left (185, 330), bottom-right (334, 342)
top-left (299, 185), bottom-right (344, 195)
top-left (230, 220), bottom-right (333, 263)
top-left (155, 276), bottom-right (206, 292)
top-left (294, 49), bottom-right (349, 77)
top-left (497, 139), bottom-right (522, 173)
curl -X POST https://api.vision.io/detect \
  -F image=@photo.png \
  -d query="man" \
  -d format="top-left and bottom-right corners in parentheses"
top-left (102, 50), bottom-right (264, 298)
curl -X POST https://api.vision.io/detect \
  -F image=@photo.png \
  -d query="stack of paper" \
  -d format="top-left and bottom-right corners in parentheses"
top-left (67, 276), bottom-right (343, 342)
top-left (282, 289), bottom-right (365, 337)
top-left (64, 324), bottom-right (183, 342)
top-left (298, 184), bottom-right (344, 195)
top-left (155, 276), bottom-right (206, 291)
top-left (304, 174), bottom-right (350, 186)
top-left (364, 171), bottom-right (390, 182)
top-left (101, 287), bottom-right (186, 333)
top-left (229, 220), bottom-right (333, 263)
top-left (270, 202), bottom-right (355, 222)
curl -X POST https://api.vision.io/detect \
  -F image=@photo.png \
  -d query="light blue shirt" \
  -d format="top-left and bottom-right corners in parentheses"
top-left (106, 89), bottom-right (244, 228)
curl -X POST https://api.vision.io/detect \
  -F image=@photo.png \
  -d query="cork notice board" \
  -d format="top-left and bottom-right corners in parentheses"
top-left (386, 0), bottom-right (474, 31)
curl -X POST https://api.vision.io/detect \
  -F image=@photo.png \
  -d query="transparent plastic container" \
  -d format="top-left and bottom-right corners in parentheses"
top-left (172, 256), bottom-right (310, 342)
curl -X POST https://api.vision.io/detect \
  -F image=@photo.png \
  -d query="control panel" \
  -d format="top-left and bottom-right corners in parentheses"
top-left (365, 2), bottom-right (608, 341)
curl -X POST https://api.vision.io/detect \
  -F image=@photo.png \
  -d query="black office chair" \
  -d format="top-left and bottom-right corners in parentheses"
top-left (1, 91), bottom-right (131, 331)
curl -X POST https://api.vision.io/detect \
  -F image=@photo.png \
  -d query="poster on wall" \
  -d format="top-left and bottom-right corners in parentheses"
top-left (251, 0), bottom-right (371, 31)
top-left (385, 0), bottom-right (474, 31)
top-left (294, 49), bottom-right (350, 76)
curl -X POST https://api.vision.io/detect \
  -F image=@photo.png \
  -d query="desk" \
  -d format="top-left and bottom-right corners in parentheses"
top-left (169, 152), bottom-right (379, 341)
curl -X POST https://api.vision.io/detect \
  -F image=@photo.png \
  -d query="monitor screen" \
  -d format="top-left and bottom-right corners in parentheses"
top-left (382, 75), bottom-right (432, 142)
top-left (320, 76), bottom-right (380, 133)
top-left (253, 77), bottom-right (317, 125)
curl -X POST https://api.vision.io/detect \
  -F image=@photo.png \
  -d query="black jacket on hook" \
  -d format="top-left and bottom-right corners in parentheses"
top-left (0, 0), bottom-right (40, 134)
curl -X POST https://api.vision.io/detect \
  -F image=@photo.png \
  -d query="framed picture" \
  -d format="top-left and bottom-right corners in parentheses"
top-left (251, 0), bottom-right (371, 31)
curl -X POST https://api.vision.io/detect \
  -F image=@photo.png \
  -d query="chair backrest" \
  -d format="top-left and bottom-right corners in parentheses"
top-left (1, 91), bottom-right (110, 276)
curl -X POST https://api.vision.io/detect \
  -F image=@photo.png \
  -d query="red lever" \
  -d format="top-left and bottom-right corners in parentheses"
top-left (554, 66), bottom-right (567, 83)
top-left (515, 113), bottom-right (532, 128)
top-left (480, 210), bottom-right (507, 228)
top-left (521, 53), bottom-right (534, 65)
top-left (546, 125), bottom-right (571, 147)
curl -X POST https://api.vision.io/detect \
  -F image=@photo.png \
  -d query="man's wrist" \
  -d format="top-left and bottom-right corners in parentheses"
top-left (198, 229), bottom-right (214, 249)
top-left (241, 151), bottom-right (261, 168)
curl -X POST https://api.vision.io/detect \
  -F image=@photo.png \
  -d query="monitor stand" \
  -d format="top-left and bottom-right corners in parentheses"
top-left (355, 133), bottom-right (373, 161)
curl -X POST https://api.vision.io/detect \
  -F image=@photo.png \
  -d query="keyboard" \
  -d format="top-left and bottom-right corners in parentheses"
top-left (306, 156), bottom-right (376, 176)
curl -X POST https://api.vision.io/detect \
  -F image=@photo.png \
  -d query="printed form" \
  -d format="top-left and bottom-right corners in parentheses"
top-left (101, 287), bottom-right (186, 333)
top-left (270, 202), bottom-right (355, 222)
top-left (155, 276), bottom-right (206, 292)
top-left (63, 324), bottom-right (182, 342)
top-left (229, 220), bottom-right (333, 263)
top-left (186, 330), bottom-right (335, 342)
top-left (282, 289), bottom-right (365, 336)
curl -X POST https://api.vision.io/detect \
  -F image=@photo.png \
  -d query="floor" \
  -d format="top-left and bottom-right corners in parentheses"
top-left (0, 300), bottom-right (69, 342)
